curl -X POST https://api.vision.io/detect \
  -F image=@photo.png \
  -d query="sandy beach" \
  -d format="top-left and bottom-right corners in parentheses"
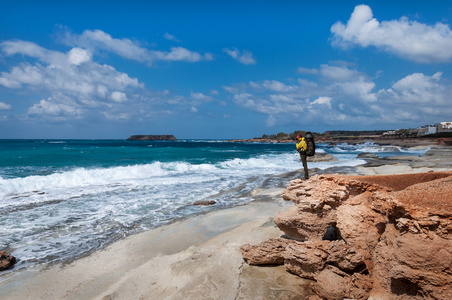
top-left (1, 145), bottom-right (451, 300)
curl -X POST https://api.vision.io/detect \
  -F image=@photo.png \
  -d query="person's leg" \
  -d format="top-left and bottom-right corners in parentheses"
top-left (301, 154), bottom-right (309, 179)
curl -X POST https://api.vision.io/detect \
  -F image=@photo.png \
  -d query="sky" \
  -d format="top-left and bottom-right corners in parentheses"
top-left (1, 0), bottom-right (452, 139)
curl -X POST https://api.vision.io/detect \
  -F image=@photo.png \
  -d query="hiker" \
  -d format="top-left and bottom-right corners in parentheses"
top-left (296, 134), bottom-right (309, 179)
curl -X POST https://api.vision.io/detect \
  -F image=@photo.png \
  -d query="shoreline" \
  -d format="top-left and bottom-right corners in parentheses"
top-left (229, 136), bottom-right (452, 147)
top-left (1, 145), bottom-right (451, 299)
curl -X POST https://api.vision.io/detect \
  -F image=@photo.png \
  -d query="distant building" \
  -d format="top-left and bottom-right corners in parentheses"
top-left (381, 122), bottom-right (452, 137)
top-left (382, 130), bottom-right (397, 136)
top-left (441, 122), bottom-right (452, 130)
top-left (417, 122), bottom-right (452, 136)
top-left (418, 125), bottom-right (437, 136)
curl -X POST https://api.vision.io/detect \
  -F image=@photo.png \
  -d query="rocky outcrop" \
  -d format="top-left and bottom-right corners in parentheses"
top-left (240, 171), bottom-right (452, 299)
top-left (127, 135), bottom-right (177, 141)
top-left (0, 250), bottom-right (16, 271)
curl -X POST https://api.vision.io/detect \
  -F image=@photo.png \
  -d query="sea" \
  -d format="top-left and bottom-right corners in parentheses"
top-left (0, 139), bottom-right (428, 274)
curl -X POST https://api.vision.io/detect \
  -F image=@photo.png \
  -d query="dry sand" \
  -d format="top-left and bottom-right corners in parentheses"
top-left (1, 146), bottom-right (451, 300)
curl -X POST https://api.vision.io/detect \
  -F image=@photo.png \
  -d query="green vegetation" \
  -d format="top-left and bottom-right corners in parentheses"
top-left (255, 130), bottom-right (320, 140)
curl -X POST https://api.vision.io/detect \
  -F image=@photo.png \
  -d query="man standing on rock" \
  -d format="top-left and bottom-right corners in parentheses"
top-left (295, 134), bottom-right (309, 179)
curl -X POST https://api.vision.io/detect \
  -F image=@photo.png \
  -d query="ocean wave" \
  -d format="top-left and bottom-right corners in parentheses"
top-left (0, 162), bottom-right (220, 198)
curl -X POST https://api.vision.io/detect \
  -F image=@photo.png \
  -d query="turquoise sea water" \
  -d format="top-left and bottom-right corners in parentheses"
top-left (0, 139), bottom-right (428, 273)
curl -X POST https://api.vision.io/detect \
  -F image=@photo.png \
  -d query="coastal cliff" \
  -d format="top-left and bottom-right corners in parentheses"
top-left (127, 135), bottom-right (177, 141)
top-left (241, 171), bottom-right (452, 299)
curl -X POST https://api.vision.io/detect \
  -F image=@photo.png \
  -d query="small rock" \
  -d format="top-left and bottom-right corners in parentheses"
top-left (0, 250), bottom-right (16, 271)
top-left (357, 152), bottom-right (378, 159)
top-left (193, 200), bottom-right (216, 206)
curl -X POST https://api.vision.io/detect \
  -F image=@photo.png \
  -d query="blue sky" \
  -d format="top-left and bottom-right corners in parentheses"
top-left (1, 0), bottom-right (452, 139)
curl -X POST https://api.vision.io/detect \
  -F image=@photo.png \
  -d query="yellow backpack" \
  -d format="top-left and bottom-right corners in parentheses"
top-left (296, 137), bottom-right (307, 152)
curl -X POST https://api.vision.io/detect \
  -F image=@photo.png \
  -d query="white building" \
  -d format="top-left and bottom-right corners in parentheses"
top-left (418, 125), bottom-right (437, 136)
top-left (417, 121), bottom-right (452, 135)
top-left (441, 122), bottom-right (452, 130)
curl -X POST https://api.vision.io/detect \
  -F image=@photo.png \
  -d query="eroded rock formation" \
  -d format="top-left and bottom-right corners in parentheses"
top-left (240, 171), bottom-right (452, 299)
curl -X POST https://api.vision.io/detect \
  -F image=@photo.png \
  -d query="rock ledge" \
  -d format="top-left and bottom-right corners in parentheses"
top-left (241, 171), bottom-right (452, 299)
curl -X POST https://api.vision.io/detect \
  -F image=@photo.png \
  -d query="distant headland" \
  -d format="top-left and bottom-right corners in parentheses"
top-left (127, 135), bottom-right (177, 141)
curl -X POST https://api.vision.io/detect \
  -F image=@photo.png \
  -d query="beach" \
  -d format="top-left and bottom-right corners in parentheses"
top-left (1, 143), bottom-right (451, 299)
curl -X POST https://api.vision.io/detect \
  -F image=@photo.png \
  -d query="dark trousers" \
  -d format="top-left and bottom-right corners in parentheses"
top-left (300, 154), bottom-right (309, 179)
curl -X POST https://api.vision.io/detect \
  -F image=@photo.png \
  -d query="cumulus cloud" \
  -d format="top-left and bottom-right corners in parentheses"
top-left (224, 48), bottom-right (256, 65)
top-left (68, 48), bottom-right (92, 65)
top-left (62, 29), bottom-right (212, 65)
top-left (28, 97), bottom-right (82, 120)
top-left (0, 102), bottom-right (12, 110)
top-left (378, 72), bottom-right (452, 120)
top-left (110, 91), bottom-right (127, 103)
top-left (310, 97), bottom-right (332, 109)
top-left (331, 5), bottom-right (452, 63)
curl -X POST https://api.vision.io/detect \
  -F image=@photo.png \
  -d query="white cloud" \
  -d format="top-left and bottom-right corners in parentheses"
top-left (250, 80), bottom-right (296, 93)
top-left (392, 72), bottom-right (442, 94)
top-left (232, 92), bottom-right (304, 116)
top-left (0, 64), bottom-right (43, 88)
top-left (1, 40), bottom-right (64, 65)
top-left (63, 29), bottom-right (212, 65)
top-left (0, 102), bottom-right (12, 110)
top-left (319, 64), bottom-right (358, 81)
top-left (110, 91), bottom-right (127, 103)
top-left (163, 47), bottom-right (205, 62)
top-left (379, 72), bottom-right (450, 108)
top-left (310, 97), bottom-right (332, 109)
top-left (224, 48), bottom-right (256, 65)
top-left (164, 32), bottom-right (181, 42)
top-left (331, 5), bottom-right (452, 63)
top-left (338, 78), bottom-right (377, 103)
top-left (28, 98), bottom-right (82, 119)
top-left (68, 48), bottom-right (92, 65)
top-left (263, 80), bottom-right (296, 92)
